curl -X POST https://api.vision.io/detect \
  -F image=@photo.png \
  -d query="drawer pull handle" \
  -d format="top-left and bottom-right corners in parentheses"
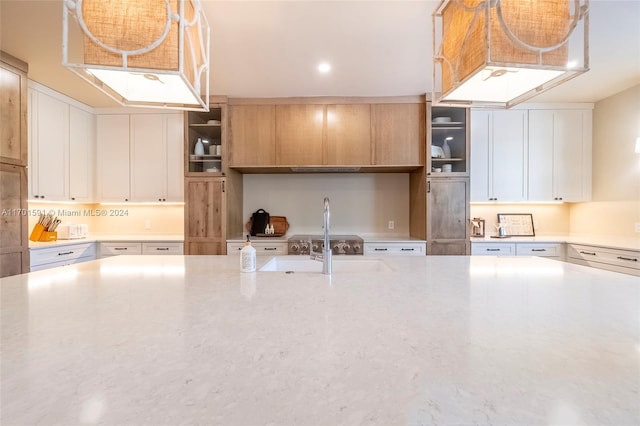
top-left (58, 251), bottom-right (74, 256)
top-left (263, 247), bottom-right (277, 251)
top-left (531, 249), bottom-right (546, 252)
top-left (156, 247), bottom-right (170, 251)
top-left (374, 248), bottom-right (388, 251)
top-left (486, 248), bottom-right (501, 252)
top-left (114, 247), bottom-right (127, 251)
top-left (617, 256), bottom-right (638, 262)
top-left (580, 251), bottom-right (596, 256)
top-left (401, 248), bottom-right (415, 251)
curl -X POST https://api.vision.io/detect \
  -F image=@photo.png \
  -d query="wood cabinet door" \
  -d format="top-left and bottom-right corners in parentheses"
top-left (184, 177), bottom-right (226, 255)
top-left (371, 103), bottom-right (424, 165)
top-left (0, 57), bottom-right (27, 166)
top-left (427, 177), bottom-right (470, 242)
top-left (326, 104), bottom-right (371, 165)
top-left (0, 163), bottom-right (29, 276)
top-left (229, 105), bottom-right (276, 166)
top-left (275, 104), bottom-right (324, 165)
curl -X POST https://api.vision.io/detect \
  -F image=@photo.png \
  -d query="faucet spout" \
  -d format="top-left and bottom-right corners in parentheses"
top-left (323, 197), bottom-right (331, 274)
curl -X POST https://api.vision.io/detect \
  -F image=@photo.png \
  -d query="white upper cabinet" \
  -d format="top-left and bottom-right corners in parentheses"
top-left (470, 110), bottom-right (527, 202)
top-left (28, 83), bottom-right (95, 202)
top-left (528, 109), bottom-right (592, 202)
top-left (97, 112), bottom-right (183, 203)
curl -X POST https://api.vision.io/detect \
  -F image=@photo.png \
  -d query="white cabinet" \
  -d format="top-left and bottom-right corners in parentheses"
top-left (528, 109), bottom-right (592, 202)
top-left (142, 242), bottom-right (184, 255)
top-left (28, 87), bottom-right (69, 201)
top-left (97, 113), bottom-right (183, 203)
top-left (226, 242), bottom-right (288, 255)
top-left (97, 114), bottom-right (131, 202)
top-left (472, 241), bottom-right (564, 260)
top-left (100, 241), bottom-right (183, 257)
top-left (30, 242), bottom-right (96, 271)
top-left (364, 242), bottom-right (426, 256)
top-left (28, 84), bottom-right (95, 202)
top-left (567, 244), bottom-right (639, 276)
top-left (99, 242), bottom-right (142, 257)
top-left (471, 242), bottom-right (516, 256)
top-left (470, 110), bottom-right (527, 202)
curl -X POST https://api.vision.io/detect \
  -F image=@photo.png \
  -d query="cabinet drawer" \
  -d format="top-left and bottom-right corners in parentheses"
top-left (471, 243), bottom-right (516, 256)
top-left (100, 242), bottom-right (142, 257)
top-left (227, 242), bottom-right (288, 256)
top-left (567, 244), bottom-right (640, 274)
top-left (30, 242), bottom-right (96, 267)
top-left (516, 243), bottom-right (562, 258)
top-left (142, 242), bottom-right (184, 255)
top-left (364, 242), bottom-right (425, 256)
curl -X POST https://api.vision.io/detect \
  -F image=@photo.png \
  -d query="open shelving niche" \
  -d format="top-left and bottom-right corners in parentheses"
top-left (186, 107), bottom-right (224, 174)
top-left (430, 106), bottom-right (468, 174)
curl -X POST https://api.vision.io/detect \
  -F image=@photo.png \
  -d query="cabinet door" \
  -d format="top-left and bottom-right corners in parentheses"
top-left (184, 177), bottom-right (227, 255)
top-left (0, 60), bottom-right (27, 166)
top-left (491, 110), bottom-right (526, 201)
top-left (229, 105), bottom-right (276, 166)
top-left (97, 115), bottom-right (130, 202)
top-left (275, 104), bottom-right (324, 165)
top-left (372, 103), bottom-right (424, 165)
top-left (0, 163), bottom-right (29, 277)
top-left (426, 177), bottom-right (470, 255)
top-left (470, 110), bottom-right (490, 201)
top-left (326, 104), bottom-right (371, 165)
top-left (166, 114), bottom-right (184, 201)
top-left (130, 114), bottom-right (167, 202)
top-left (69, 106), bottom-right (94, 202)
top-left (554, 110), bottom-right (590, 201)
top-left (527, 110), bottom-right (554, 201)
top-left (30, 90), bottom-right (69, 200)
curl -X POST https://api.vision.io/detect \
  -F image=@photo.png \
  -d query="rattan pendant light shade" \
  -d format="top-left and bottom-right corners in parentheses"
top-left (432, 0), bottom-right (589, 108)
top-left (63, 0), bottom-right (209, 111)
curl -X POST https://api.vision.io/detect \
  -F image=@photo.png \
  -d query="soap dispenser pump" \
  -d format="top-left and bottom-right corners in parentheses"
top-left (240, 235), bottom-right (256, 272)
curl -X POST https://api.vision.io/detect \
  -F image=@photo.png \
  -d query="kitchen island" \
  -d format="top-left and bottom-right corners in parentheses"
top-left (1, 255), bottom-right (638, 425)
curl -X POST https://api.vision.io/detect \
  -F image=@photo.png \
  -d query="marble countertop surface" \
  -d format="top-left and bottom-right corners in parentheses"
top-left (1, 255), bottom-right (638, 425)
top-left (29, 234), bottom-right (185, 249)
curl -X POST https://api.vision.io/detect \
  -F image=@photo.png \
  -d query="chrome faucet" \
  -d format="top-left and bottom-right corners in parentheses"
top-left (311, 197), bottom-right (332, 274)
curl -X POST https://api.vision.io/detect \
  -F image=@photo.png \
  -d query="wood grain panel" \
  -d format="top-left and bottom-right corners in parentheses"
top-left (0, 163), bottom-right (29, 276)
top-left (0, 52), bottom-right (27, 166)
top-left (371, 103), bottom-right (425, 166)
top-left (229, 105), bottom-right (276, 166)
top-left (326, 104), bottom-right (371, 165)
top-left (275, 104), bottom-right (324, 165)
top-left (184, 177), bottom-right (226, 254)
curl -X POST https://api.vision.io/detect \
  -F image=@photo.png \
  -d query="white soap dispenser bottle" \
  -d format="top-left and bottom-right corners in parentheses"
top-left (240, 235), bottom-right (256, 272)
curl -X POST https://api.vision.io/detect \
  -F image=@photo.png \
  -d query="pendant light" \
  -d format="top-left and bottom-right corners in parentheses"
top-left (63, 0), bottom-right (209, 111)
top-left (432, 0), bottom-right (589, 109)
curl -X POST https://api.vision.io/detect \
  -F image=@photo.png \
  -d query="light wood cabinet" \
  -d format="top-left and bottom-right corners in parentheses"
top-left (185, 105), bottom-right (225, 175)
top-left (528, 109), bottom-right (592, 202)
top-left (470, 109), bottom-right (527, 202)
top-left (276, 104), bottom-right (324, 165)
top-left (0, 53), bottom-right (27, 167)
top-left (184, 177), bottom-right (227, 255)
top-left (97, 114), bottom-right (130, 202)
top-left (426, 177), bottom-right (470, 255)
top-left (327, 104), bottom-right (371, 165)
top-left (229, 105), bottom-right (275, 166)
top-left (371, 103), bottom-right (424, 166)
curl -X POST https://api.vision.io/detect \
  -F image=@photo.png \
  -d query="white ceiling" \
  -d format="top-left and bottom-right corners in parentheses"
top-left (1, 0), bottom-right (639, 108)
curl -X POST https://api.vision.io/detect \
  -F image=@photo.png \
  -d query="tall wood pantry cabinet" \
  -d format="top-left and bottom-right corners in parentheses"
top-left (0, 52), bottom-right (29, 277)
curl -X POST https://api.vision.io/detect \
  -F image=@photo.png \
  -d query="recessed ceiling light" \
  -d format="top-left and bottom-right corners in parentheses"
top-left (318, 63), bottom-right (331, 73)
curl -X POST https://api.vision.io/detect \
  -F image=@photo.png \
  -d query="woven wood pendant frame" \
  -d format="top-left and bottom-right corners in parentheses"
top-left (432, 0), bottom-right (589, 109)
top-left (62, 0), bottom-right (209, 111)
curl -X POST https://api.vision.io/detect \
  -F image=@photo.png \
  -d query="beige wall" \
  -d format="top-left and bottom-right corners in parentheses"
top-left (470, 204), bottom-right (570, 236)
top-left (27, 202), bottom-right (184, 235)
top-left (242, 173), bottom-right (410, 237)
top-left (570, 84), bottom-right (640, 237)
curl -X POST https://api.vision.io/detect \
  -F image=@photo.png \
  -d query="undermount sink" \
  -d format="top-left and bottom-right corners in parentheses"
top-left (259, 257), bottom-right (392, 273)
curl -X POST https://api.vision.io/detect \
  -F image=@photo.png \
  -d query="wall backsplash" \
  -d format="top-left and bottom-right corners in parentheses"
top-left (470, 204), bottom-right (571, 236)
top-left (27, 202), bottom-right (184, 235)
top-left (242, 173), bottom-right (410, 237)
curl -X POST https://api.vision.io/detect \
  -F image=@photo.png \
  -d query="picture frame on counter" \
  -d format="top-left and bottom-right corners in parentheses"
top-left (497, 213), bottom-right (535, 237)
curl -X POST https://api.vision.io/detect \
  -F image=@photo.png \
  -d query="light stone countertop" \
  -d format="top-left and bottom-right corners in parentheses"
top-left (29, 234), bottom-right (185, 249)
top-left (1, 255), bottom-right (638, 425)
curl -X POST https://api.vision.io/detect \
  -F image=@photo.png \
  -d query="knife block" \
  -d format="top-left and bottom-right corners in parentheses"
top-left (29, 223), bottom-right (58, 242)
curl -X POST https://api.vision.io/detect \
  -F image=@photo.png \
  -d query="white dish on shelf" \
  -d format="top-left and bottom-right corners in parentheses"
top-left (205, 167), bottom-right (220, 172)
top-left (207, 120), bottom-right (221, 125)
top-left (433, 117), bottom-right (451, 123)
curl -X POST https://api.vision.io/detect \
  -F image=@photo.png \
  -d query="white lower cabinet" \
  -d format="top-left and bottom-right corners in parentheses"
top-left (364, 242), bottom-right (426, 256)
top-left (100, 241), bottom-right (183, 257)
top-left (567, 244), bottom-right (639, 276)
top-left (142, 242), bottom-right (184, 255)
top-left (227, 242), bottom-right (288, 255)
top-left (471, 242), bottom-right (516, 256)
top-left (30, 242), bottom-right (96, 271)
top-left (99, 242), bottom-right (142, 257)
top-left (471, 242), bottom-right (564, 260)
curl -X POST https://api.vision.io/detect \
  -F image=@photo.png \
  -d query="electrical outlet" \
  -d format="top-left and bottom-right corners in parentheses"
top-left (145, 220), bottom-right (152, 230)
top-left (635, 222), bottom-right (640, 233)
top-left (388, 220), bottom-right (395, 230)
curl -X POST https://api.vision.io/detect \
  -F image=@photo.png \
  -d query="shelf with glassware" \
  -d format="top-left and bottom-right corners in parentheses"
top-left (428, 106), bottom-right (469, 176)
top-left (185, 105), bottom-right (226, 175)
